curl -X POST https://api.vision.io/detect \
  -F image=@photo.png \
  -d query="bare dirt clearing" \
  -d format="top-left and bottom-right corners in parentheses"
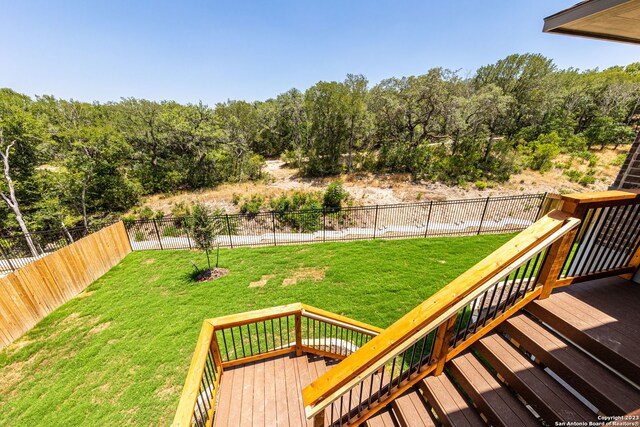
top-left (141, 146), bottom-right (628, 214)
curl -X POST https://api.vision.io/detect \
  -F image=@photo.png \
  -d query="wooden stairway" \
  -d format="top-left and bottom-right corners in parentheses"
top-left (207, 280), bottom-right (640, 427)
top-left (359, 277), bottom-right (640, 427)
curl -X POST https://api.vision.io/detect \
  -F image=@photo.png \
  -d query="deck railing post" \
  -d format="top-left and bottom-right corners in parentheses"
top-left (152, 219), bottom-right (163, 250)
top-left (538, 203), bottom-right (586, 299)
top-left (535, 192), bottom-right (548, 220)
top-left (432, 316), bottom-right (458, 375)
top-left (210, 327), bottom-right (224, 374)
top-left (313, 412), bottom-right (325, 427)
top-left (295, 312), bottom-right (303, 356)
top-left (224, 215), bottom-right (233, 249)
top-left (477, 197), bottom-right (490, 235)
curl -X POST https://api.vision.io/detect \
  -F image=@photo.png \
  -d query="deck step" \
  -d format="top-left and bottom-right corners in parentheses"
top-left (419, 374), bottom-right (485, 427)
top-left (526, 290), bottom-right (640, 385)
top-left (500, 312), bottom-right (640, 416)
top-left (474, 333), bottom-right (596, 424)
top-left (365, 408), bottom-right (399, 427)
top-left (448, 351), bottom-right (539, 427)
top-left (390, 387), bottom-right (438, 427)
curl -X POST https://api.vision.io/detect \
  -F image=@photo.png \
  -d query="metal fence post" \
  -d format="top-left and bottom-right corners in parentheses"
top-left (124, 221), bottom-right (135, 250)
top-left (424, 200), bottom-right (433, 238)
top-left (0, 242), bottom-right (15, 272)
top-left (323, 209), bottom-right (327, 243)
top-left (271, 212), bottom-right (277, 246)
top-left (225, 215), bottom-right (233, 249)
top-left (152, 219), bottom-right (163, 250)
top-left (184, 220), bottom-right (193, 250)
top-left (478, 197), bottom-right (490, 235)
top-left (373, 205), bottom-right (379, 240)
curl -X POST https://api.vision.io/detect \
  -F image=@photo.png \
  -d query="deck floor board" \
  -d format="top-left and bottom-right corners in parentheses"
top-left (213, 353), bottom-right (338, 427)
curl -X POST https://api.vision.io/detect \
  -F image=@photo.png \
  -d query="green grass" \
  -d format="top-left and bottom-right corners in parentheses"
top-left (0, 234), bottom-right (513, 426)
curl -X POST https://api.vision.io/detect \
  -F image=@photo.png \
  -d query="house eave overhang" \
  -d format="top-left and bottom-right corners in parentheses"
top-left (543, 0), bottom-right (640, 45)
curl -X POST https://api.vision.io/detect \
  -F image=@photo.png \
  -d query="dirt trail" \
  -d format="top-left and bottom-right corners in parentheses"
top-left (141, 146), bottom-right (629, 214)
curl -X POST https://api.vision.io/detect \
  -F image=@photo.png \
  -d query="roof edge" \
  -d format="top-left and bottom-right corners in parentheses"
top-left (543, 0), bottom-right (631, 31)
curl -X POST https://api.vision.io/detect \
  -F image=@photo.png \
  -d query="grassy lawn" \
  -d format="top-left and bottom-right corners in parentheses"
top-left (0, 234), bottom-right (513, 426)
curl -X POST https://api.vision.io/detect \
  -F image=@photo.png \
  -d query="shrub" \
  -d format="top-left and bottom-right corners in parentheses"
top-left (280, 149), bottom-right (301, 167)
top-left (138, 206), bottom-right (154, 220)
top-left (563, 170), bottom-right (582, 183)
top-left (171, 202), bottom-right (191, 218)
top-left (239, 195), bottom-right (264, 215)
top-left (611, 154), bottom-right (627, 166)
top-left (297, 199), bottom-right (322, 232)
top-left (154, 210), bottom-right (165, 220)
top-left (475, 181), bottom-right (487, 191)
top-left (121, 214), bottom-right (136, 227)
top-left (245, 154), bottom-right (265, 181)
top-left (134, 230), bottom-right (146, 242)
top-left (162, 225), bottom-right (181, 237)
top-left (323, 181), bottom-right (348, 211)
top-left (231, 193), bottom-right (241, 206)
top-left (527, 133), bottom-right (560, 172)
top-left (579, 175), bottom-right (596, 187)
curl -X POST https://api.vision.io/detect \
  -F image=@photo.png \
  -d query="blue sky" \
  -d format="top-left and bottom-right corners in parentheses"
top-left (1, 0), bottom-right (638, 104)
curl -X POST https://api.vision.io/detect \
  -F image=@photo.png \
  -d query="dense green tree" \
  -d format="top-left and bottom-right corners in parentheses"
top-left (303, 81), bottom-right (349, 175)
top-left (0, 53), bottom-right (639, 233)
top-left (0, 89), bottom-right (49, 255)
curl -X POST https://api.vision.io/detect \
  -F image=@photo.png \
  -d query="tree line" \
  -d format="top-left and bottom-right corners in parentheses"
top-left (0, 53), bottom-right (638, 249)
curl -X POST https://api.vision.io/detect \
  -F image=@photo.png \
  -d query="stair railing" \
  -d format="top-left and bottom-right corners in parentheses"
top-left (173, 303), bottom-right (381, 427)
top-left (538, 190), bottom-right (640, 298)
top-left (303, 210), bottom-right (581, 427)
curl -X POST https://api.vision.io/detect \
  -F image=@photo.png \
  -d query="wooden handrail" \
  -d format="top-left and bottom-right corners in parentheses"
top-left (301, 304), bottom-right (383, 335)
top-left (207, 302), bottom-right (303, 328)
top-left (173, 321), bottom-right (215, 427)
top-left (539, 189), bottom-right (640, 297)
top-left (302, 210), bottom-right (576, 412)
top-left (560, 189), bottom-right (640, 214)
top-left (174, 303), bottom-right (383, 426)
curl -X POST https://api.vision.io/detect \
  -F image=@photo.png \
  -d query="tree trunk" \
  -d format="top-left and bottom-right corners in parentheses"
top-left (81, 169), bottom-right (93, 232)
top-left (61, 219), bottom-right (74, 243)
top-left (348, 120), bottom-right (355, 173)
top-left (484, 133), bottom-right (496, 164)
top-left (0, 137), bottom-right (39, 257)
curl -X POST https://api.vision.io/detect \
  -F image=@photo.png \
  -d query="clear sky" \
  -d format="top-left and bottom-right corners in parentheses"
top-left (1, 0), bottom-right (638, 105)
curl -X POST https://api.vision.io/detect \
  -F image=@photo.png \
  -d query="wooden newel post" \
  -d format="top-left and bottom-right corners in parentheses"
top-left (313, 412), bottom-right (324, 427)
top-left (537, 202), bottom-right (586, 300)
top-left (295, 312), bottom-right (303, 356)
top-left (432, 316), bottom-right (458, 376)
top-left (210, 327), bottom-right (224, 375)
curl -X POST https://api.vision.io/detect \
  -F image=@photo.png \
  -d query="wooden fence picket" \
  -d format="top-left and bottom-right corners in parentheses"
top-left (0, 222), bottom-right (132, 350)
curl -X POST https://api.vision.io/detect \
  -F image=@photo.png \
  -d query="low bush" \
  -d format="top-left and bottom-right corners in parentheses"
top-left (239, 195), bottom-right (264, 215)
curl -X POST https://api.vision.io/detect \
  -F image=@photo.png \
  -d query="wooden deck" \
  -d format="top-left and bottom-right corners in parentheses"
top-left (210, 276), bottom-right (640, 427)
top-left (213, 353), bottom-right (339, 427)
top-left (527, 276), bottom-right (640, 384)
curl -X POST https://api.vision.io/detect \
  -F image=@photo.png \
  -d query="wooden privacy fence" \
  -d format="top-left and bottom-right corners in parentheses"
top-left (0, 222), bottom-right (132, 350)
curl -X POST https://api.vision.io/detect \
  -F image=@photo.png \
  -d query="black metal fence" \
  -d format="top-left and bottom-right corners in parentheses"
top-left (125, 193), bottom-right (547, 251)
top-left (0, 226), bottom-right (98, 274)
